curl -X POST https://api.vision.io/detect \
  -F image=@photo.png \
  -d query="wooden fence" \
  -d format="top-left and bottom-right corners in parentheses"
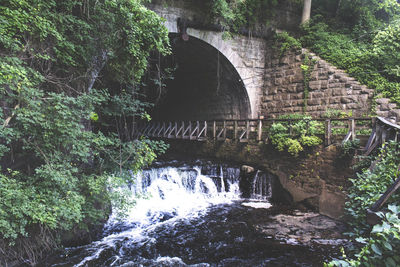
top-left (135, 116), bottom-right (400, 154)
top-left (135, 117), bottom-right (375, 145)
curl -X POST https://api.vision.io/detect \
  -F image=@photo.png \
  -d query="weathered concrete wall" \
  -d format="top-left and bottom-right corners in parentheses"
top-left (163, 140), bottom-right (353, 219)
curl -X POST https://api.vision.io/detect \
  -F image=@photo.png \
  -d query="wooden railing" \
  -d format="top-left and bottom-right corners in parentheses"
top-left (364, 117), bottom-right (400, 224)
top-left (134, 117), bottom-right (394, 147)
top-left (364, 117), bottom-right (400, 155)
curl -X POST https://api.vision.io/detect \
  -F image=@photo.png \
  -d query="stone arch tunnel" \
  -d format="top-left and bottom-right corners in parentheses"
top-left (145, 1), bottom-right (381, 122)
top-left (144, 2), bottom-right (270, 120)
top-left (150, 33), bottom-right (251, 121)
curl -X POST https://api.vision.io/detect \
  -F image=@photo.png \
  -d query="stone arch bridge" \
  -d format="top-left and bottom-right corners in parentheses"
top-left (146, 0), bottom-right (399, 123)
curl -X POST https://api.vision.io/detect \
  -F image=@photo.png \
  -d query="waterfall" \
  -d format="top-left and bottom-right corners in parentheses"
top-left (46, 162), bottom-right (277, 267)
top-left (104, 164), bottom-right (242, 235)
top-left (102, 163), bottom-right (274, 236)
top-left (251, 171), bottom-right (272, 200)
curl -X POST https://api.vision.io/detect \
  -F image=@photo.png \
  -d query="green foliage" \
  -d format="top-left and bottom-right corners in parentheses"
top-left (300, 135), bottom-right (323, 147)
top-left (327, 205), bottom-right (400, 267)
top-left (301, 53), bottom-right (317, 112)
top-left (327, 141), bottom-right (400, 266)
top-left (323, 109), bottom-right (353, 119)
top-left (372, 24), bottom-right (400, 79)
top-left (269, 115), bottom-right (323, 157)
top-left (346, 142), bottom-right (400, 231)
top-left (0, 0), bottom-right (170, 258)
top-left (300, 13), bottom-right (400, 105)
top-left (340, 139), bottom-right (360, 159)
top-left (274, 31), bottom-right (302, 57)
top-left (335, 0), bottom-right (400, 32)
top-left (209, 0), bottom-right (278, 33)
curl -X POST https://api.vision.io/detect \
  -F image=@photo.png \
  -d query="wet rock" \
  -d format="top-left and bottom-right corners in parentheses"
top-left (240, 165), bottom-right (255, 173)
top-left (255, 211), bottom-right (346, 246)
top-left (239, 166), bottom-right (256, 198)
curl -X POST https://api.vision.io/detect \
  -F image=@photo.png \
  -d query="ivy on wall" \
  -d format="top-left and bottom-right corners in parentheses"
top-left (301, 53), bottom-right (317, 112)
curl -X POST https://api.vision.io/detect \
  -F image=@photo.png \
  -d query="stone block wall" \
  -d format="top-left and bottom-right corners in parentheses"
top-left (261, 47), bottom-right (376, 118)
top-left (375, 98), bottom-right (400, 122)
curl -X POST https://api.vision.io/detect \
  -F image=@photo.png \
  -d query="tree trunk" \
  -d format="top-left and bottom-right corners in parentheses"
top-left (301, 0), bottom-right (312, 25)
top-left (335, 0), bottom-right (342, 17)
top-left (87, 49), bottom-right (108, 93)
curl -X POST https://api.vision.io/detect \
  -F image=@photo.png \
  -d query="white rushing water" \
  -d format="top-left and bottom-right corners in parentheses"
top-left (105, 166), bottom-right (241, 231)
top-left (71, 164), bottom-right (254, 267)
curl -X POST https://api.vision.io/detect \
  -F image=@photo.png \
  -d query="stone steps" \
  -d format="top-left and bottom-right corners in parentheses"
top-left (262, 47), bottom-right (399, 123)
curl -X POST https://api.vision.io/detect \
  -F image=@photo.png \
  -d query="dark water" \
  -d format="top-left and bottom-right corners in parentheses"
top-left (42, 162), bottom-right (343, 267)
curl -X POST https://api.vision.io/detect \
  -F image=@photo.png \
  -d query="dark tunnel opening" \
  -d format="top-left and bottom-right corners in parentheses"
top-left (147, 33), bottom-right (251, 121)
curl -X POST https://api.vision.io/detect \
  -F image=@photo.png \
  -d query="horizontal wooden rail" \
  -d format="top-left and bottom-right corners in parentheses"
top-left (133, 117), bottom-right (396, 147)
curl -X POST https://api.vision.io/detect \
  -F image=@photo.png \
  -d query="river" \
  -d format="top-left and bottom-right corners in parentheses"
top-left (42, 160), bottom-right (346, 266)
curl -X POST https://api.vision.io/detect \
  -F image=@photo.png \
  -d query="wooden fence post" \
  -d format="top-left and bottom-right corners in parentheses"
top-left (382, 126), bottom-right (387, 144)
top-left (246, 120), bottom-right (250, 140)
top-left (257, 119), bottom-right (262, 142)
top-left (325, 119), bottom-right (331, 146)
top-left (162, 122), bottom-right (166, 137)
top-left (223, 120), bottom-right (226, 140)
top-left (349, 118), bottom-right (355, 141)
top-left (376, 122), bottom-right (382, 144)
top-left (234, 121), bottom-right (238, 140)
top-left (213, 121), bottom-right (216, 140)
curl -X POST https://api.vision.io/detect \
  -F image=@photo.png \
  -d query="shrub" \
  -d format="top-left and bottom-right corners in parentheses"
top-left (327, 141), bottom-right (400, 266)
top-left (340, 139), bottom-right (361, 158)
top-left (269, 115), bottom-right (322, 157)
